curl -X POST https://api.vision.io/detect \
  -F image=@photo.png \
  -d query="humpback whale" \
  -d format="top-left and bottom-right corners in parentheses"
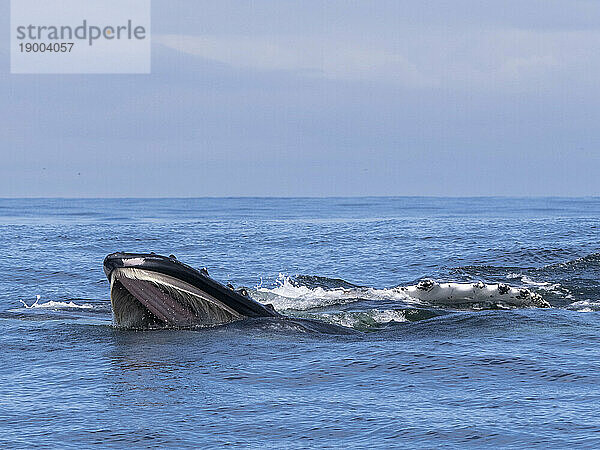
top-left (104, 252), bottom-right (279, 329)
top-left (103, 253), bottom-right (550, 330)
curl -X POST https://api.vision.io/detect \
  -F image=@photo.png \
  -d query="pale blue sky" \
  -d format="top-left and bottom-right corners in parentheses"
top-left (2, 0), bottom-right (600, 197)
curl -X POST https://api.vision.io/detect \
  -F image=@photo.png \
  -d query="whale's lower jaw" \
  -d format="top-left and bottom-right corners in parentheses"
top-left (110, 267), bottom-right (244, 329)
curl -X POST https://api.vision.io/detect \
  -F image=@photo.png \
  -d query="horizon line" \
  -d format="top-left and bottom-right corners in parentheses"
top-left (1, 195), bottom-right (599, 200)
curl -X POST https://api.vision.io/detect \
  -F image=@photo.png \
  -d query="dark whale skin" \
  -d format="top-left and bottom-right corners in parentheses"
top-left (103, 252), bottom-right (280, 319)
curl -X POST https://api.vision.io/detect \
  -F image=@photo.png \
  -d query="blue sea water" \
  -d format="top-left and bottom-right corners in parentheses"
top-left (1, 197), bottom-right (600, 448)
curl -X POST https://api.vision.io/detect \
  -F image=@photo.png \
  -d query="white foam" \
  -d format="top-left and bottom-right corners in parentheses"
top-left (19, 295), bottom-right (94, 310)
top-left (371, 309), bottom-right (409, 323)
top-left (566, 300), bottom-right (600, 312)
top-left (314, 309), bottom-right (409, 329)
top-left (255, 274), bottom-right (360, 310)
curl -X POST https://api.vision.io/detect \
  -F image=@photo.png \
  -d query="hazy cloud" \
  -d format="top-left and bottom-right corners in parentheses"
top-left (155, 27), bottom-right (600, 93)
top-left (155, 34), bottom-right (428, 86)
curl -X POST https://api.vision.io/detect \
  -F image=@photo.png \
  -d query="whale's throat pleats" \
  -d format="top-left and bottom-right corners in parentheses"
top-left (110, 267), bottom-right (244, 329)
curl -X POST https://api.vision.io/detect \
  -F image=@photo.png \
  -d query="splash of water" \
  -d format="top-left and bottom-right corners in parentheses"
top-left (19, 295), bottom-right (94, 310)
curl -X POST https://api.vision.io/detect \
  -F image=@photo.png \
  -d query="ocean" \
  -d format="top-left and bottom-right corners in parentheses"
top-left (1, 197), bottom-right (599, 448)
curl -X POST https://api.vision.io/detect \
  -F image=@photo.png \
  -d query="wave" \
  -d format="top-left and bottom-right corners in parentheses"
top-left (565, 300), bottom-right (600, 313)
top-left (506, 273), bottom-right (568, 294)
top-left (19, 295), bottom-right (95, 310)
top-left (297, 308), bottom-right (444, 331)
top-left (254, 274), bottom-right (364, 310)
top-left (540, 252), bottom-right (600, 271)
top-left (305, 309), bottom-right (409, 329)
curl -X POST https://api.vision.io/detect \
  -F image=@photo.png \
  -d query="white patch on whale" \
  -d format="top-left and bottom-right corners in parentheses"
top-left (398, 280), bottom-right (550, 309)
top-left (122, 258), bottom-right (146, 267)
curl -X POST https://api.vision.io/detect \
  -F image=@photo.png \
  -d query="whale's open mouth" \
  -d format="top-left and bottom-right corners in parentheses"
top-left (110, 267), bottom-right (244, 328)
top-left (104, 253), bottom-right (279, 329)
